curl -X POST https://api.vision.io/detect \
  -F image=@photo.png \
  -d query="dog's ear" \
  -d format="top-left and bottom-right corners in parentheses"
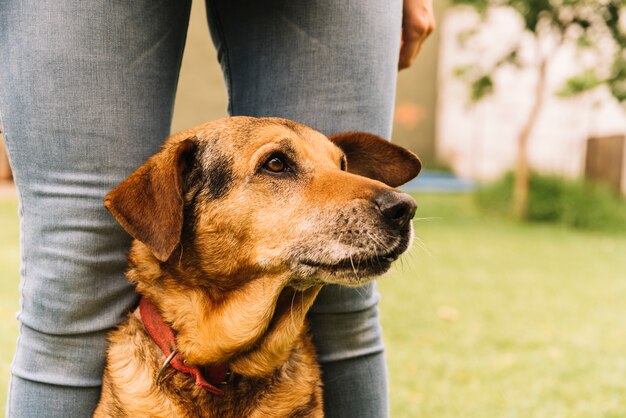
top-left (330, 132), bottom-right (421, 187)
top-left (105, 138), bottom-right (196, 262)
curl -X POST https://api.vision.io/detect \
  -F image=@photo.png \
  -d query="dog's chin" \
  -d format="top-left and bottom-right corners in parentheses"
top-left (310, 260), bottom-right (393, 287)
top-left (290, 245), bottom-right (407, 288)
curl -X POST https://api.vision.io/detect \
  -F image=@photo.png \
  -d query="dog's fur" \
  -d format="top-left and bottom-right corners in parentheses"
top-left (94, 117), bottom-right (421, 417)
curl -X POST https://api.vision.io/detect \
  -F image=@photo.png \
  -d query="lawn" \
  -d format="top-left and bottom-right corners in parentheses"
top-left (1, 193), bottom-right (626, 416)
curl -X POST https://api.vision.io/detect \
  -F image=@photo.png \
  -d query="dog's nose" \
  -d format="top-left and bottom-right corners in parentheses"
top-left (374, 190), bottom-right (417, 229)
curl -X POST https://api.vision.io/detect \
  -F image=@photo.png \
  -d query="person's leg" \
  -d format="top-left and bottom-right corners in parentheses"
top-left (0, 1), bottom-right (191, 416)
top-left (307, 286), bottom-right (389, 418)
top-left (206, 1), bottom-right (402, 416)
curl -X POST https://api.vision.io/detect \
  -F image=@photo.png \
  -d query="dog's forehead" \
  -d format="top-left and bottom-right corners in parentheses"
top-left (169, 117), bottom-right (343, 169)
top-left (226, 118), bottom-right (342, 163)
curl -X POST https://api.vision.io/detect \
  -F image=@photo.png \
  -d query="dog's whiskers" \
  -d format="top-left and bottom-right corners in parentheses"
top-left (412, 234), bottom-right (432, 258)
top-left (178, 243), bottom-right (184, 266)
top-left (412, 216), bottom-right (441, 222)
top-left (348, 240), bottom-right (361, 283)
top-left (366, 231), bottom-right (386, 249)
top-left (289, 288), bottom-right (298, 332)
top-left (334, 231), bottom-right (345, 252)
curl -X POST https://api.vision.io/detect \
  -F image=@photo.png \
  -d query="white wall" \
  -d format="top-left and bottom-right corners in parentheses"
top-left (436, 7), bottom-right (626, 194)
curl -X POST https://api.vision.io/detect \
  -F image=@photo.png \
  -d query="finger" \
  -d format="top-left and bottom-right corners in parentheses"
top-left (398, 3), bottom-right (435, 70)
top-left (398, 38), bottom-right (423, 70)
top-left (399, 30), bottom-right (428, 70)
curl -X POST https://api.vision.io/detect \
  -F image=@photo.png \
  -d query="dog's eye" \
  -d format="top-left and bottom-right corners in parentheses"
top-left (340, 157), bottom-right (347, 171)
top-left (264, 155), bottom-right (287, 173)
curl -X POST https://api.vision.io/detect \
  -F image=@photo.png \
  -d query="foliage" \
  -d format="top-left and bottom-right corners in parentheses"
top-left (476, 172), bottom-right (626, 232)
top-left (451, 0), bottom-right (626, 103)
top-left (557, 69), bottom-right (603, 97)
top-left (451, 0), bottom-right (626, 222)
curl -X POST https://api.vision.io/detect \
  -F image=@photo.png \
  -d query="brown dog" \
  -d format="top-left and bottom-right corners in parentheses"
top-left (94, 117), bottom-right (420, 417)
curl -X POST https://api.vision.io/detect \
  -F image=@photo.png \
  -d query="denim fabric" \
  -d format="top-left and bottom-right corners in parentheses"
top-left (0, 0), bottom-right (402, 416)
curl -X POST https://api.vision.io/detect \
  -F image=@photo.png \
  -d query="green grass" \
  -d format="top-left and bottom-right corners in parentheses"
top-left (1, 194), bottom-right (626, 416)
top-left (381, 194), bottom-right (626, 417)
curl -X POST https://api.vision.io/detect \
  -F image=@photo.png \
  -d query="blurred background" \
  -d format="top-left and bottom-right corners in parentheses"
top-left (2, 1), bottom-right (626, 416)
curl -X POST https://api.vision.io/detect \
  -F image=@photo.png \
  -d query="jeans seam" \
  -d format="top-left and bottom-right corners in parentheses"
top-left (206, 0), bottom-right (234, 116)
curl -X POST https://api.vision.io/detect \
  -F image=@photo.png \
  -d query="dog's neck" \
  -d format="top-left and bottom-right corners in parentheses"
top-left (127, 243), bottom-right (321, 378)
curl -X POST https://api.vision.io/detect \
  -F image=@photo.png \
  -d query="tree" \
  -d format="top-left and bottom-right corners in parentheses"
top-left (450, 0), bottom-right (626, 219)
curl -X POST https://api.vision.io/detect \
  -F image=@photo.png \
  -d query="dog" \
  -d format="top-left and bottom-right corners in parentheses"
top-left (94, 116), bottom-right (421, 417)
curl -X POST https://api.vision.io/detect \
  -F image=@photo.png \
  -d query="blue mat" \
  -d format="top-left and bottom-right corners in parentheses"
top-left (400, 170), bottom-right (476, 193)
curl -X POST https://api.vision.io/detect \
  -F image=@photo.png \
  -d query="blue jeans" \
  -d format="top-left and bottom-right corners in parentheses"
top-left (0, 0), bottom-right (402, 416)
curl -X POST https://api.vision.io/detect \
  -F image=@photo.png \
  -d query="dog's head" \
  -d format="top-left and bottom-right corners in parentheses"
top-left (105, 117), bottom-right (420, 288)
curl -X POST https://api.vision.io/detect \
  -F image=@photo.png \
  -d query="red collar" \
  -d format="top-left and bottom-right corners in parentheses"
top-left (139, 297), bottom-right (229, 396)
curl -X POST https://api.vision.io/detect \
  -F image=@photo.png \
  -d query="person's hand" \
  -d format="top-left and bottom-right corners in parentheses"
top-left (399, 0), bottom-right (435, 70)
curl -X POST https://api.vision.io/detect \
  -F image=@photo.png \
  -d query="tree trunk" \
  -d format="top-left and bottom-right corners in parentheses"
top-left (513, 57), bottom-right (548, 220)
